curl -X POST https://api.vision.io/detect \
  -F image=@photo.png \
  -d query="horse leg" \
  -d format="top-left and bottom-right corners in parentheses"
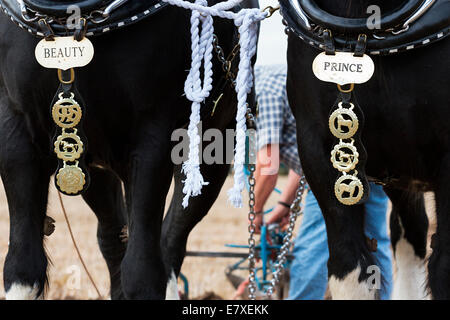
top-left (120, 128), bottom-right (174, 299)
top-left (81, 166), bottom-right (127, 300)
top-left (385, 187), bottom-right (429, 299)
top-left (324, 205), bottom-right (379, 299)
top-left (428, 157), bottom-right (450, 299)
top-left (161, 162), bottom-right (230, 299)
top-left (299, 152), bottom-right (378, 298)
top-left (0, 109), bottom-right (52, 299)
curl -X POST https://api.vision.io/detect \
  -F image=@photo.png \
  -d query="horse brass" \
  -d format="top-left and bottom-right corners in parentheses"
top-left (52, 96), bottom-right (82, 128)
top-left (331, 140), bottom-right (359, 172)
top-left (54, 129), bottom-right (84, 162)
top-left (334, 174), bottom-right (364, 205)
top-left (56, 163), bottom-right (86, 195)
top-left (328, 103), bottom-right (359, 139)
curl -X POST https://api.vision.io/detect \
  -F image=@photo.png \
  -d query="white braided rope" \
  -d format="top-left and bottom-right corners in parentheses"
top-left (162, 0), bottom-right (267, 208)
top-left (181, 0), bottom-right (214, 208)
top-left (226, 11), bottom-right (260, 208)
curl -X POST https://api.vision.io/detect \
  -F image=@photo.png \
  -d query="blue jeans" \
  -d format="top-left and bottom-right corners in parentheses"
top-left (287, 183), bottom-right (393, 300)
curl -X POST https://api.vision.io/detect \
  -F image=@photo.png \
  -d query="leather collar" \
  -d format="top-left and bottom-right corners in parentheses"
top-left (280, 0), bottom-right (450, 55)
top-left (23, 0), bottom-right (114, 17)
top-left (0, 0), bottom-right (168, 37)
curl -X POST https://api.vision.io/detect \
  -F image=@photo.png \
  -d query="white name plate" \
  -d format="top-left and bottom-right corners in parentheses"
top-left (312, 52), bottom-right (375, 86)
top-left (35, 36), bottom-right (94, 70)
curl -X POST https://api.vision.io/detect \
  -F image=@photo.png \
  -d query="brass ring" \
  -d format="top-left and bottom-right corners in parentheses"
top-left (337, 83), bottom-right (355, 93)
top-left (57, 68), bottom-right (75, 85)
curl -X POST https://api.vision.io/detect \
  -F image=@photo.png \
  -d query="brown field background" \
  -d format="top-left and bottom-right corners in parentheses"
top-left (0, 176), bottom-right (435, 300)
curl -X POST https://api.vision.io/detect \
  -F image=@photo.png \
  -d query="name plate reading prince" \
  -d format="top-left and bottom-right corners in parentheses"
top-left (312, 52), bottom-right (374, 85)
top-left (35, 36), bottom-right (94, 70)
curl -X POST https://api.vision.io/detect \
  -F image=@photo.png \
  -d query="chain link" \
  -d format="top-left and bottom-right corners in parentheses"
top-left (247, 165), bottom-right (307, 299)
top-left (265, 175), bottom-right (307, 298)
top-left (212, 34), bottom-right (239, 87)
top-left (247, 163), bottom-right (257, 300)
top-left (211, 33), bottom-right (300, 300)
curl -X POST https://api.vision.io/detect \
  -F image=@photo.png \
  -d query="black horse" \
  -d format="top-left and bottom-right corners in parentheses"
top-left (0, 0), bottom-right (257, 299)
top-left (283, 0), bottom-right (449, 299)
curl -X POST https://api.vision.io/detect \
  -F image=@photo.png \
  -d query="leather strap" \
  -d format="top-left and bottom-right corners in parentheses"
top-left (38, 18), bottom-right (54, 40)
top-left (323, 29), bottom-right (335, 55)
top-left (73, 17), bottom-right (87, 41)
top-left (353, 34), bottom-right (367, 57)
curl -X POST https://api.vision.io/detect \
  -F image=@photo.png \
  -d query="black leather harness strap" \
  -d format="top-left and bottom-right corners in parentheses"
top-left (74, 17), bottom-right (88, 41)
top-left (322, 29), bottom-right (335, 55)
top-left (38, 17), bottom-right (55, 40)
top-left (353, 34), bottom-right (367, 57)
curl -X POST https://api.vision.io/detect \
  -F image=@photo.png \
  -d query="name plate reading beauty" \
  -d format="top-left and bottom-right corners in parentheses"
top-left (312, 52), bottom-right (375, 86)
top-left (35, 36), bottom-right (94, 70)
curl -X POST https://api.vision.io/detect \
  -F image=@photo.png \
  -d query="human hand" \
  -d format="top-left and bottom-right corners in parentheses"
top-left (251, 212), bottom-right (264, 234)
top-left (265, 204), bottom-right (290, 228)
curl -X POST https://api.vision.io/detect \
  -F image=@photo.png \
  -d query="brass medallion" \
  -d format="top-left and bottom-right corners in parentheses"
top-left (56, 163), bottom-right (86, 195)
top-left (328, 102), bottom-right (359, 139)
top-left (330, 140), bottom-right (359, 172)
top-left (334, 173), bottom-right (364, 206)
top-left (52, 93), bottom-right (82, 129)
top-left (50, 70), bottom-right (89, 196)
top-left (54, 129), bottom-right (84, 162)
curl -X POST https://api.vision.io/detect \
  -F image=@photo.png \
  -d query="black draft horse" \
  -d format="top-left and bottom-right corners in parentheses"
top-left (0, 0), bottom-right (257, 299)
top-left (286, 0), bottom-right (449, 299)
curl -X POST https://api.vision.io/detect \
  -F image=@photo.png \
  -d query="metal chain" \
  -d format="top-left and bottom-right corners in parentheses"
top-left (265, 175), bottom-right (307, 298)
top-left (247, 163), bottom-right (257, 300)
top-left (212, 32), bottom-right (258, 299)
top-left (212, 32), bottom-right (300, 300)
top-left (212, 34), bottom-right (239, 87)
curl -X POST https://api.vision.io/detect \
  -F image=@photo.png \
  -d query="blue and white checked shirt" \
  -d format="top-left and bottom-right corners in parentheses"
top-left (254, 65), bottom-right (302, 175)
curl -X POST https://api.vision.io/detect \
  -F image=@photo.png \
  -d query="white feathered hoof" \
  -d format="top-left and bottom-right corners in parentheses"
top-left (6, 283), bottom-right (43, 300)
top-left (165, 271), bottom-right (180, 300)
top-left (392, 237), bottom-right (429, 300)
top-left (329, 266), bottom-right (378, 300)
